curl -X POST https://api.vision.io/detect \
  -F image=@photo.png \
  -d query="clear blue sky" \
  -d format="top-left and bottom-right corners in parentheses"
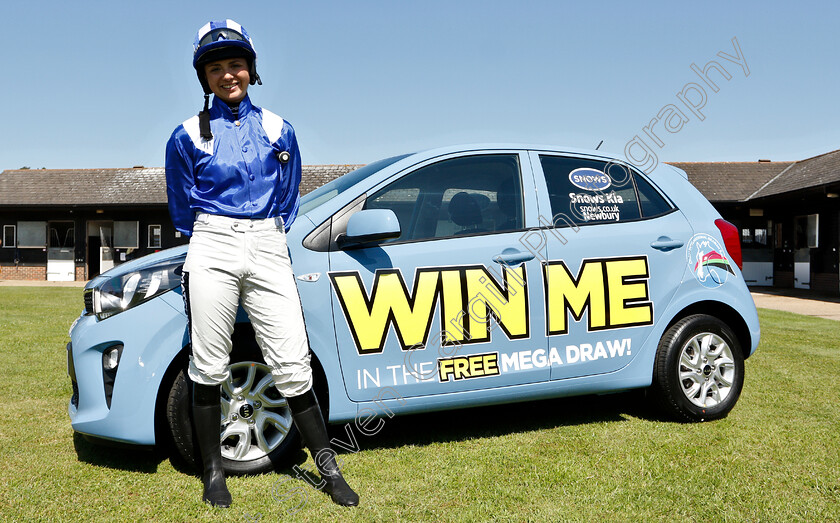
top-left (3, 0), bottom-right (838, 171)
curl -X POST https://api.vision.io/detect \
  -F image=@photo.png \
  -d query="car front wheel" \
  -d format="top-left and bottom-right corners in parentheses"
top-left (650, 314), bottom-right (745, 422)
top-left (166, 343), bottom-right (300, 475)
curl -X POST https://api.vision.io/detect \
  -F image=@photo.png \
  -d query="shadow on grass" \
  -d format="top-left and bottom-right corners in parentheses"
top-left (325, 389), bottom-right (666, 454)
top-left (73, 390), bottom-right (666, 475)
top-left (73, 432), bottom-right (167, 473)
top-left (263, 394), bottom-right (660, 513)
top-left (72, 424), bottom-right (310, 478)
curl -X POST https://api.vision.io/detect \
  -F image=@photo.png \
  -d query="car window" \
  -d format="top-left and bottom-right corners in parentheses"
top-left (364, 154), bottom-right (523, 243)
top-left (635, 173), bottom-right (675, 217)
top-left (539, 155), bottom-right (641, 226)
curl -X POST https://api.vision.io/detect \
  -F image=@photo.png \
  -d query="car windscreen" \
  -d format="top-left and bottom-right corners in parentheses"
top-left (298, 153), bottom-right (412, 215)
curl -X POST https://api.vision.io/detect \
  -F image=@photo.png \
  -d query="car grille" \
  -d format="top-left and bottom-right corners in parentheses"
top-left (83, 289), bottom-right (94, 315)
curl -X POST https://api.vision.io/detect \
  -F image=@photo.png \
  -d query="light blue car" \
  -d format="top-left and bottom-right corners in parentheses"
top-left (68, 144), bottom-right (759, 474)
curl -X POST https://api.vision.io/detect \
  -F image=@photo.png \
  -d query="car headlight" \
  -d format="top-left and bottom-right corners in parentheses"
top-left (93, 258), bottom-right (184, 320)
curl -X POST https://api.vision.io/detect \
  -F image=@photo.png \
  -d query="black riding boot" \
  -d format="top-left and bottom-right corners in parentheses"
top-left (193, 383), bottom-right (232, 508)
top-left (287, 390), bottom-right (360, 507)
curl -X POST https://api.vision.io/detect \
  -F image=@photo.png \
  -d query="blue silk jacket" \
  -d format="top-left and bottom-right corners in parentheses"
top-left (165, 95), bottom-right (301, 236)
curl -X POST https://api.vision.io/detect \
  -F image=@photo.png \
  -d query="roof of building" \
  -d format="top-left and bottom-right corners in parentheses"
top-left (749, 148), bottom-right (840, 199)
top-left (2, 149), bottom-right (838, 206)
top-left (0, 165), bottom-right (362, 206)
top-left (0, 168), bottom-right (167, 206)
top-left (299, 164), bottom-right (363, 195)
top-left (667, 161), bottom-right (793, 202)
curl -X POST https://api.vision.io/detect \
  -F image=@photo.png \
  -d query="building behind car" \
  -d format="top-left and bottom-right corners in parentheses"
top-left (1, 149), bottom-right (839, 294)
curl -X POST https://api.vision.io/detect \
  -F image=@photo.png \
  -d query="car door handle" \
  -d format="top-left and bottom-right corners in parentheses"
top-left (650, 237), bottom-right (684, 252)
top-left (493, 248), bottom-right (535, 265)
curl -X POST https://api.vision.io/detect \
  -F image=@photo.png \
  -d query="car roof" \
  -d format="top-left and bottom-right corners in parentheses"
top-left (409, 143), bottom-right (623, 162)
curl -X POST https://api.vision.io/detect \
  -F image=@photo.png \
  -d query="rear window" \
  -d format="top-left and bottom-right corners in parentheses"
top-left (635, 173), bottom-right (675, 217)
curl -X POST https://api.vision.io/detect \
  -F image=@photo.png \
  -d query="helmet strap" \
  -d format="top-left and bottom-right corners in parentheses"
top-left (199, 94), bottom-right (212, 141)
top-left (250, 59), bottom-right (261, 86)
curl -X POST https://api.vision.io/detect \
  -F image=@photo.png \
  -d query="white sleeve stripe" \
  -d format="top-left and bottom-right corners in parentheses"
top-left (181, 116), bottom-right (214, 154)
top-left (260, 109), bottom-right (285, 144)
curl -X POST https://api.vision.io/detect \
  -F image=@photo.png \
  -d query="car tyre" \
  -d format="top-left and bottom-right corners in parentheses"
top-left (166, 337), bottom-right (301, 475)
top-left (650, 314), bottom-right (744, 422)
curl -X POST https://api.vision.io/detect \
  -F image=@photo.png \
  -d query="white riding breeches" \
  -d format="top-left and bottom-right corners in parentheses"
top-left (182, 213), bottom-right (312, 397)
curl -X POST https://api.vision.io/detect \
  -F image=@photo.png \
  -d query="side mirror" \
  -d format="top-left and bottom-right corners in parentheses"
top-left (337, 209), bottom-right (401, 248)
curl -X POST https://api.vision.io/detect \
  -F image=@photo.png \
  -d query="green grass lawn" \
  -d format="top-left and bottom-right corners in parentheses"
top-left (0, 287), bottom-right (838, 522)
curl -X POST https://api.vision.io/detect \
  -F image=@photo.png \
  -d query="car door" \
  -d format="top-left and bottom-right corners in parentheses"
top-left (328, 151), bottom-right (550, 401)
top-left (528, 152), bottom-right (693, 381)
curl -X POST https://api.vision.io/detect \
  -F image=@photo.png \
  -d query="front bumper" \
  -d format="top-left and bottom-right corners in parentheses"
top-left (67, 290), bottom-right (188, 445)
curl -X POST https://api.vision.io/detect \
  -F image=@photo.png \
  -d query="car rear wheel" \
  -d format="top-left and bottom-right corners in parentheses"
top-left (650, 314), bottom-right (745, 422)
top-left (166, 338), bottom-right (301, 475)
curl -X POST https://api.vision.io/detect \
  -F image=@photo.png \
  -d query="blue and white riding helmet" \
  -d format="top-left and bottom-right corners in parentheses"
top-left (192, 19), bottom-right (261, 95)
